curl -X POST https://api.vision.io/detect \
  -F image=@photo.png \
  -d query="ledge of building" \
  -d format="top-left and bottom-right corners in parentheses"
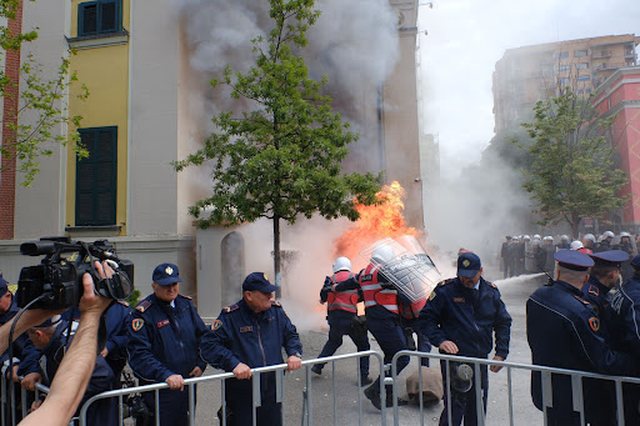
top-left (66, 30), bottom-right (129, 50)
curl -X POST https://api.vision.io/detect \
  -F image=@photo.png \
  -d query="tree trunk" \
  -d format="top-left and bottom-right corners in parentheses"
top-left (273, 215), bottom-right (281, 298)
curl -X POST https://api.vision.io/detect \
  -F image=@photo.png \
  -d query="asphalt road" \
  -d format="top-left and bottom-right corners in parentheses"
top-left (189, 271), bottom-right (548, 425)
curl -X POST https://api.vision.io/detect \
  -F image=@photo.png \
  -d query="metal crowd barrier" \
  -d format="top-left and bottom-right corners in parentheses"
top-left (390, 350), bottom-right (640, 426)
top-left (77, 350), bottom-right (385, 426)
top-left (0, 372), bottom-right (50, 426)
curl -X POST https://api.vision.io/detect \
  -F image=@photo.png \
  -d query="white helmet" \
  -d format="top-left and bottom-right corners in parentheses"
top-left (603, 230), bottom-right (615, 239)
top-left (583, 233), bottom-right (596, 243)
top-left (523, 235), bottom-right (531, 241)
top-left (543, 235), bottom-right (554, 242)
top-left (570, 240), bottom-right (584, 250)
top-left (533, 234), bottom-right (541, 240)
top-left (620, 231), bottom-right (631, 238)
top-left (560, 235), bottom-right (570, 242)
top-left (332, 256), bottom-right (352, 273)
top-left (371, 245), bottom-right (395, 265)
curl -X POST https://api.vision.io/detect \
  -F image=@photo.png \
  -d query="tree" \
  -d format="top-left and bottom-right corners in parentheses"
top-left (521, 89), bottom-right (627, 237)
top-left (1, 0), bottom-right (88, 186)
top-left (174, 0), bottom-right (380, 288)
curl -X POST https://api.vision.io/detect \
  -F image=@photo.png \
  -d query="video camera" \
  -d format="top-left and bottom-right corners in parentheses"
top-left (16, 237), bottom-right (134, 310)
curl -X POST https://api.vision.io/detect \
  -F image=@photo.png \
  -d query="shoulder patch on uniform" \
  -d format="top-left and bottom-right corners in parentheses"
top-left (222, 304), bottom-right (239, 314)
top-left (271, 300), bottom-right (282, 308)
top-left (178, 294), bottom-right (192, 300)
top-left (588, 285), bottom-right (600, 297)
top-left (131, 318), bottom-right (144, 332)
top-left (211, 319), bottom-right (223, 331)
top-left (588, 316), bottom-right (600, 332)
top-left (135, 299), bottom-right (152, 313)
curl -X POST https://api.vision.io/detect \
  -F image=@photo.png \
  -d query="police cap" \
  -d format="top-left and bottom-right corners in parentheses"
top-left (242, 272), bottom-right (277, 293)
top-left (457, 252), bottom-right (481, 278)
top-left (554, 249), bottom-right (594, 271)
top-left (589, 250), bottom-right (629, 268)
top-left (0, 274), bottom-right (8, 297)
top-left (152, 263), bottom-right (182, 286)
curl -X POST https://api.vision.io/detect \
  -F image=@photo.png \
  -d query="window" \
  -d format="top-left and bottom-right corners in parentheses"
top-left (574, 49), bottom-right (589, 57)
top-left (75, 127), bottom-right (117, 226)
top-left (557, 51), bottom-right (569, 59)
top-left (78, 0), bottom-right (121, 37)
top-left (577, 75), bottom-right (591, 81)
top-left (575, 63), bottom-right (589, 70)
top-left (558, 65), bottom-right (570, 72)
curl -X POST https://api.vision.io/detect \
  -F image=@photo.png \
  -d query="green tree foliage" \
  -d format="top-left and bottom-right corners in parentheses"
top-left (522, 90), bottom-right (627, 236)
top-left (175, 0), bottom-right (380, 284)
top-left (0, 0), bottom-right (88, 186)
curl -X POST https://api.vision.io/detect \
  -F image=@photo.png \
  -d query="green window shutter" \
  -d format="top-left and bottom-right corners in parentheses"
top-left (76, 127), bottom-right (117, 226)
top-left (78, 0), bottom-right (121, 37)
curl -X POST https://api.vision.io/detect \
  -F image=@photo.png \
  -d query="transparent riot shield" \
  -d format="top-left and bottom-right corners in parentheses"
top-left (360, 236), bottom-right (442, 303)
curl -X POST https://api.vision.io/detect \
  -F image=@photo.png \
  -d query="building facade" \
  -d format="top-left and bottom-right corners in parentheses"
top-left (592, 66), bottom-right (640, 229)
top-left (0, 0), bottom-right (423, 302)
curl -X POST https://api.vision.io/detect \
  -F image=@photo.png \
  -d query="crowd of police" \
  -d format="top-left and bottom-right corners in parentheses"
top-left (3, 236), bottom-right (640, 425)
top-left (500, 231), bottom-right (638, 279)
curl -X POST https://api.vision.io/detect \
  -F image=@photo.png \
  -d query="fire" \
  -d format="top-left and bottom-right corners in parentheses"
top-left (334, 181), bottom-right (419, 269)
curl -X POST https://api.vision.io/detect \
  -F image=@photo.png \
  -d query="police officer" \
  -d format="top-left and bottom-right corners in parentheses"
top-left (358, 245), bottom-right (411, 410)
top-left (200, 272), bottom-right (302, 426)
top-left (311, 257), bottom-right (371, 385)
top-left (527, 250), bottom-right (639, 426)
top-left (0, 275), bottom-right (40, 422)
top-left (580, 250), bottom-right (629, 425)
top-left (420, 251), bottom-right (511, 426)
top-left (27, 315), bottom-right (116, 425)
top-left (608, 254), bottom-right (640, 424)
top-left (128, 263), bottom-right (208, 426)
top-left (595, 231), bottom-right (615, 253)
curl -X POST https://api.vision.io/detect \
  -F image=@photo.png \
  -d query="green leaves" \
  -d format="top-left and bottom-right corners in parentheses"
top-left (521, 90), bottom-right (627, 235)
top-left (176, 0), bottom-right (380, 230)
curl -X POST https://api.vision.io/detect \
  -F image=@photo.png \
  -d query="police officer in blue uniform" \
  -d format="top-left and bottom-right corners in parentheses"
top-left (27, 315), bottom-right (116, 425)
top-left (200, 272), bottom-right (302, 426)
top-left (420, 251), bottom-right (511, 426)
top-left (311, 257), bottom-right (370, 385)
top-left (128, 263), bottom-right (208, 426)
top-left (527, 250), bottom-right (639, 426)
top-left (608, 254), bottom-right (640, 424)
top-left (100, 301), bottom-right (131, 386)
top-left (580, 250), bottom-right (629, 425)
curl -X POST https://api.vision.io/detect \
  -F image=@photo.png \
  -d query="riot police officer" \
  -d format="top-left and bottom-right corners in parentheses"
top-left (312, 257), bottom-right (371, 385)
top-left (200, 272), bottom-right (302, 426)
top-left (527, 250), bottom-right (639, 426)
top-left (420, 251), bottom-right (511, 426)
top-left (128, 263), bottom-right (208, 426)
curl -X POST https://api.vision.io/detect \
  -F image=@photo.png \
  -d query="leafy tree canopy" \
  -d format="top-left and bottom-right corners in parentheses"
top-left (521, 89), bottom-right (627, 236)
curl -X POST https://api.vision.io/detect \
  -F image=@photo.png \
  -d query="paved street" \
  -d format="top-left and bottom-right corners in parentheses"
top-left (190, 271), bottom-right (549, 425)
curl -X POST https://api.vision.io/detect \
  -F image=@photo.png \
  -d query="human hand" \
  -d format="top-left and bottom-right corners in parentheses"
top-left (165, 374), bottom-right (184, 391)
top-left (439, 340), bottom-right (459, 354)
top-left (232, 363), bottom-right (252, 380)
top-left (11, 364), bottom-right (20, 383)
top-left (189, 366), bottom-right (203, 377)
top-left (100, 347), bottom-right (109, 357)
top-left (79, 261), bottom-right (113, 317)
top-left (286, 355), bottom-right (302, 372)
top-left (490, 355), bottom-right (505, 373)
top-left (21, 372), bottom-right (42, 391)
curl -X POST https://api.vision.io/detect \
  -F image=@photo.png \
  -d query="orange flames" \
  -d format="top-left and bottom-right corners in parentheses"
top-left (334, 181), bottom-right (419, 269)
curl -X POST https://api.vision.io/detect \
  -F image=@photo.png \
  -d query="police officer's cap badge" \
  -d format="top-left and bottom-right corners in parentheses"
top-left (132, 318), bottom-right (144, 332)
top-left (165, 266), bottom-right (174, 276)
top-left (588, 317), bottom-right (600, 332)
top-left (212, 319), bottom-right (223, 331)
top-left (462, 259), bottom-right (471, 268)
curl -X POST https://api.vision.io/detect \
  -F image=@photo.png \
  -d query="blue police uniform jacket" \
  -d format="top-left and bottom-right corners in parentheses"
top-left (128, 294), bottom-right (208, 383)
top-left (608, 275), bottom-right (640, 356)
top-left (527, 280), bottom-right (639, 411)
top-left (0, 297), bottom-right (40, 375)
top-left (420, 277), bottom-right (512, 358)
top-left (200, 299), bottom-right (302, 372)
top-left (581, 276), bottom-right (614, 340)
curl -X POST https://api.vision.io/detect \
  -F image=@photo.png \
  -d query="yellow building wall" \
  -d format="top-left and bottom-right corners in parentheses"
top-left (66, 0), bottom-right (130, 234)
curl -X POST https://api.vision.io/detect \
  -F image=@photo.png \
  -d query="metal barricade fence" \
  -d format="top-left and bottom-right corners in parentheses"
top-left (390, 350), bottom-right (640, 426)
top-left (78, 350), bottom-right (385, 426)
top-left (0, 372), bottom-right (50, 426)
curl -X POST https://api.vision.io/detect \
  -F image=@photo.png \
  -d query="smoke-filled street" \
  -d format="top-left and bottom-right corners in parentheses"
top-left (192, 270), bottom-right (547, 425)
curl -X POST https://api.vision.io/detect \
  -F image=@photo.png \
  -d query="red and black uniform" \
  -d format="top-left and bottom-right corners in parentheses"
top-left (314, 270), bottom-right (370, 380)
